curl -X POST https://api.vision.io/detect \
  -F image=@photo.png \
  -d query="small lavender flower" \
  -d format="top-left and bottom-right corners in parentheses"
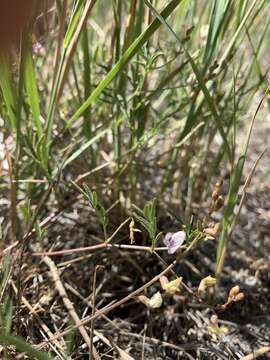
top-left (33, 42), bottom-right (44, 55)
top-left (163, 231), bottom-right (186, 254)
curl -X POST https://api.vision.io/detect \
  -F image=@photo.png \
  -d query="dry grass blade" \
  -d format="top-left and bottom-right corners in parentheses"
top-left (240, 346), bottom-right (270, 360)
top-left (37, 260), bottom-right (177, 348)
top-left (11, 281), bottom-right (64, 356)
top-left (43, 256), bottom-right (101, 360)
top-left (37, 241), bottom-right (201, 348)
top-left (57, 0), bottom-right (97, 99)
top-left (64, 282), bottom-right (134, 359)
top-left (229, 149), bottom-right (268, 235)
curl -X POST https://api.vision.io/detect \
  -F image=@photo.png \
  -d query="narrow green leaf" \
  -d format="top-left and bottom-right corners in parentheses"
top-left (24, 46), bottom-right (42, 138)
top-left (0, 255), bottom-right (10, 294)
top-left (216, 88), bottom-right (269, 276)
top-left (0, 54), bottom-right (17, 130)
top-left (218, 0), bottom-right (258, 69)
top-left (203, 0), bottom-right (231, 67)
top-left (67, 0), bottom-right (182, 126)
top-left (64, 0), bottom-right (84, 48)
top-left (144, 0), bottom-right (232, 160)
top-left (62, 128), bottom-right (109, 168)
top-left (0, 333), bottom-right (52, 360)
top-left (2, 296), bottom-right (13, 335)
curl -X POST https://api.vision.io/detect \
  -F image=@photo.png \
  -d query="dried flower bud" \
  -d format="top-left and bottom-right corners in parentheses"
top-left (215, 195), bottom-right (224, 210)
top-left (159, 276), bottom-right (169, 289)
top-left (208, 323), bottom-right (229, 341)
top-left (212, 180), bottom-right (223, 201)
top-left (162, 277), bottom-right (183, 295)
top-left (234, 292), bottom-right (244, 302)
top-left (138, 292), bottom-right (163, 309)
top-left (210, 180), bottom-right (224, 213)
top-left (210, 314), bottom-right (219, 327)
top-left (129, 218), bottom-right (141, 244)
top-left (198, 275), bottom-right (216, 293)
top-left (204, 223), bottom-right (222, 238)
top-left (229, 285), bottom-right (240, 299)
top-left (210, 195), bottom-right (224, 213)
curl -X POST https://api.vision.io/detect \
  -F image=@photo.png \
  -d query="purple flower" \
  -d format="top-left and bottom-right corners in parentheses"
top-left (163, 231), bottom-right (186, 254)
top-left (33, 42), bottom-right (44, 55)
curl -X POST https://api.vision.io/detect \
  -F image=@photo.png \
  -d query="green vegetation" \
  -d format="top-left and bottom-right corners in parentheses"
top-left (0, 0), bottom-right (269, 358)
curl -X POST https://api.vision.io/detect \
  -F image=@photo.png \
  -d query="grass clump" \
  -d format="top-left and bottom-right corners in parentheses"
top-left (0, 0), bottom-right (269, 358)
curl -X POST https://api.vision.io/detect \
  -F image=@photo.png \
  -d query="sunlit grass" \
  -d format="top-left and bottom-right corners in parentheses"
top-left (0, 0), bottom-right (269, 357)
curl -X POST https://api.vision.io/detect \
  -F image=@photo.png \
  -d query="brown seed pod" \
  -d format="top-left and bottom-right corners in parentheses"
top-left (211, 180), bottom-right (223, 202)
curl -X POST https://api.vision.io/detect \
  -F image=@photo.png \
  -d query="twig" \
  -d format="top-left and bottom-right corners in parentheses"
top-left (43, 256), bottom-right (101, 360)
top-left (38, 259), bottom-right (176, 348)
top-left (64, 282), bottom-right (134, 359)
top-left (11, 281), bottom-right (64, 357)
top-left (32, 243), bottom-right (171, 256)
top-left (90, 266), bottom-right (100, 360)
top-left (240, 346), bottom-right (270, 360)
top-left (6, 150), bottom-right (17, 242)
top-left (106, 217), bottom-right (131, 243)
top-left (37, 240), bottom-right (199, 349)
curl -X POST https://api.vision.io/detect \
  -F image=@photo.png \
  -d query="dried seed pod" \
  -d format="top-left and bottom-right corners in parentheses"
top-left (204, 223), bottom-right (222, 238)
top-left (234, 292), bottom-right (244, 302)
top-left (210, 180), bottom-right (224, 214)
top-left (162, 277), bottom-right (183, 295)
top-left (129, 218), bottom-right (141, 244)
top-left (229, 285), bottom-right (240, 299)
top-left (210, 314), bottom-right (219, 327)
top-left (212, 180), bottom-right (223, 202)
top-left (138, 292), bottom-right (163, 309)
top-left (159, 276), bottom-right (169, 289)
top-left (198, 275), bottom-right (216, 294)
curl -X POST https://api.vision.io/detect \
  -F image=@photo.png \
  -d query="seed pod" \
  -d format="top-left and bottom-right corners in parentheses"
top-left (229, 285), bottom-right (240, 299)
top-left (212, 180), bottom-right (223, 202)
top-left (204, 223), bottom-right (222, 238)
top-left (210, 314), bottom-right (219, 327)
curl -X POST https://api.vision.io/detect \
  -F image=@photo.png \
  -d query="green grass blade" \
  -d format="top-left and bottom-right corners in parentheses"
top-left (216, 87), bottom-right (270, 276)
top-left (0, 333), bottom-right (52, 360)
top-left (23, 46), bottom-right (43, 138)
top-left (45, 0), bottom-right (96, 145)
top-left (82, 24), bottom-right (92, 138)
top-left (64, 0), bottom-right (84, 48)
top-left (143, 0), bottom-right (232, 161)
top-left (67, 0), bottom-right (182, 126)
top-left (0, 254), bottom-right (10, 295)
top-left (203, 0), bottom-right (231, 67)
top-left (2, 296), bottom-right (13, 335)
top-left (0, 54), bottom-right (17, 130)
top-left (45, 0), bottom-right (83, 141)
top-left (62, 127), bottom-right (109, 169)
top-left (236, 0), bottom-right (248, 25)
top-left (218, 0), bottom-right (258, 69)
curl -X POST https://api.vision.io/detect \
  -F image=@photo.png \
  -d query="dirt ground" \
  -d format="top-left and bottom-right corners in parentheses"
top-left (12, 107), bottom-right (268, 360)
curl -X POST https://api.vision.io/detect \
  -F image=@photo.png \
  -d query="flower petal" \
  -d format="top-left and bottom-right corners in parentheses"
top-left (171, 231), bottom-right (186, 246)
top-left (168, 231), bottom-right (186, 254)
top-left (163, 232), bottom-right (173, 246)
